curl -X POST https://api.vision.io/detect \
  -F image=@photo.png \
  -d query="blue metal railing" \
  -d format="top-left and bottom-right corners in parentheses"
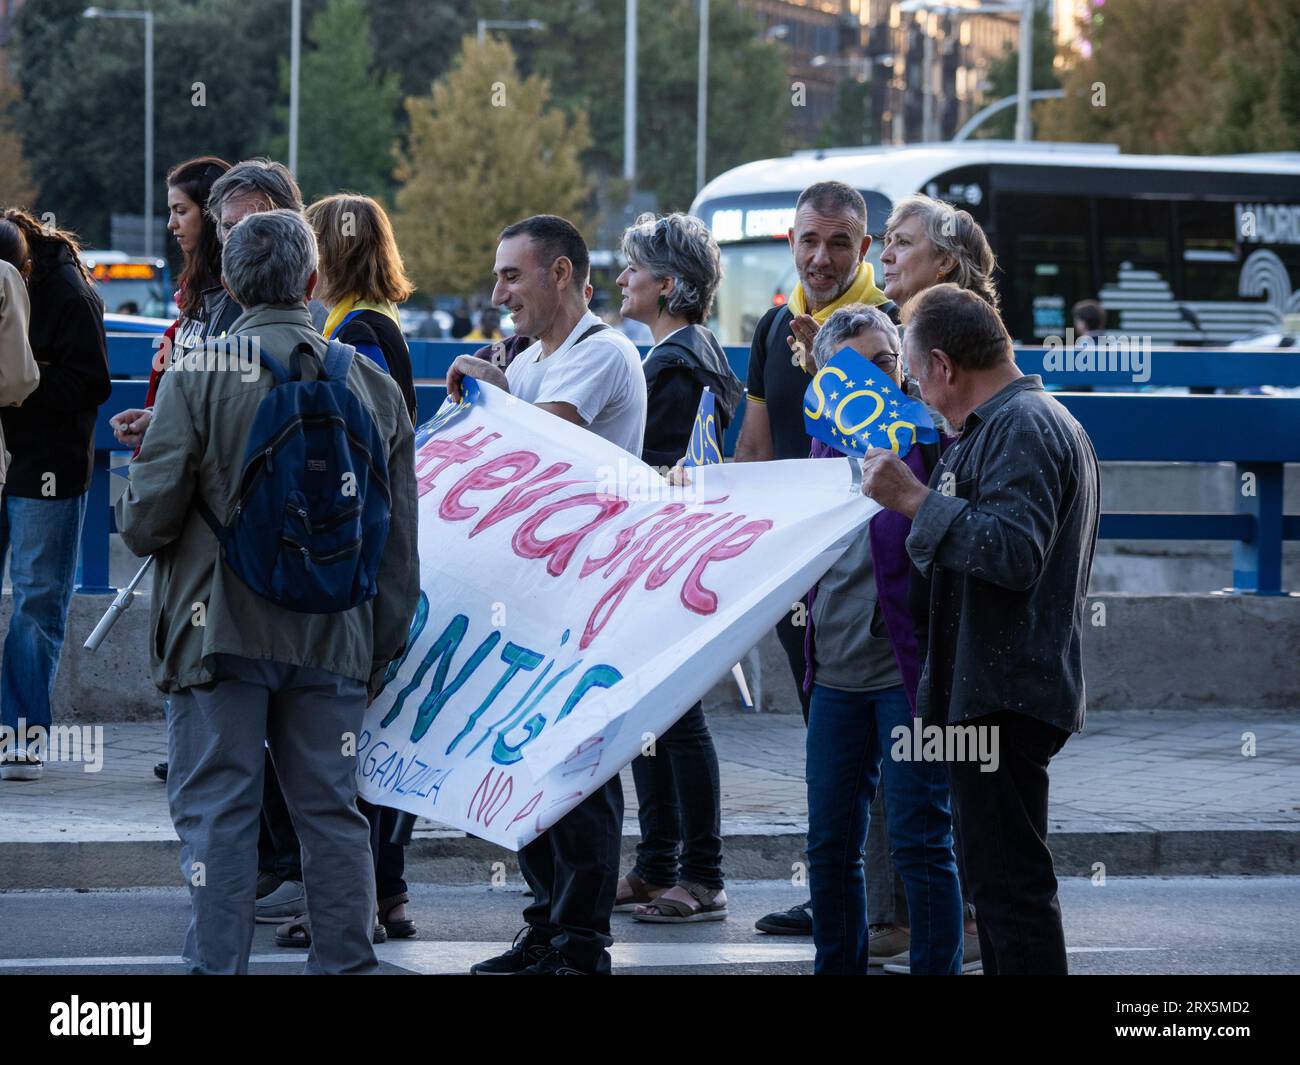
top-left (82, 339), bottom-right (1299, 596)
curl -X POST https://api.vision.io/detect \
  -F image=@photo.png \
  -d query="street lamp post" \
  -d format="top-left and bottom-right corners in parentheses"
top-left (898, 0), bottom-right (1028, 143)
top-left (696, 0), bottom-right (709, 195)
top-left (625, 0), bottom-right (637, 187)
top-left (84, 7), bottom-right (154, 258)
top-left (289, 0), bottom-right (300, 176)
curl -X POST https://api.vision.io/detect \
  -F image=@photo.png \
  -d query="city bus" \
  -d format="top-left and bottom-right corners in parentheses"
top-left (690, 142), bottom-right (1300, 347)
top-left (80, 250), bottom-right (175, 320)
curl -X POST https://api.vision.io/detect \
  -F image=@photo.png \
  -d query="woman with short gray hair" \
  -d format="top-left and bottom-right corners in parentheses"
top-left (798, 300), bottom-right (966, 975)
top-left (881, 193), bottom-right (998, 310)
top-left (613, 212), bottom-right (744, 924)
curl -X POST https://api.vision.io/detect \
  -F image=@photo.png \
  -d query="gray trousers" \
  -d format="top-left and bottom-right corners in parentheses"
top-left (167, 654), bottom-right (377, 975)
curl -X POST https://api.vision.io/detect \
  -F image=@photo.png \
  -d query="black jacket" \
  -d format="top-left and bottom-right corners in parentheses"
top-left (641, 324), bottom-right (744, 468)
top-left (0, 243), bottom-right (111, 498)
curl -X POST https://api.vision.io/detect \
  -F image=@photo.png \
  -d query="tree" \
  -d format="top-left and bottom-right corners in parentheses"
top-left (1038, 0), bottom-right (1300, 155)
top-left (265, 0), bottom-right (402, 203)
top-left (499, 0), bottom-right (789, 212)
top-left (0, 50), bottom-right (37, 208)
top-left (393, 35), bottom-right (592, 298)
top-left (10, 0), bottom-right (290, 249)
top-left (974, 0), bottom-right (1060, 140)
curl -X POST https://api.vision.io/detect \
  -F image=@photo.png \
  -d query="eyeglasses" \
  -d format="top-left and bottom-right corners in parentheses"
top-left (868, 350), bottom-right (900, 372)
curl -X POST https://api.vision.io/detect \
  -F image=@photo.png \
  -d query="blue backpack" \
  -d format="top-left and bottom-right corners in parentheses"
top-left (196, 339), bottom-right (391, 614)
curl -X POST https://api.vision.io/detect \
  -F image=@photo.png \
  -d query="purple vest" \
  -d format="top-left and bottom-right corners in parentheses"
top-left (802, 439), bottom-right (940, 715)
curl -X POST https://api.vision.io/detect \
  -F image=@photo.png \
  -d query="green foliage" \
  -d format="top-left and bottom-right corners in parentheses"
top-left (1040, 0), bottom-right (1300, 155)
top-left (0, 49), bottom-right (37, 208)
top-left (393, 35), bottom-right (592, 298)
top-left (974, 0), bottom-right (1060, 140)
top-left (499, 0), bottom-right (789, 212)
top-left (265, 0), bottom-right (402, 203)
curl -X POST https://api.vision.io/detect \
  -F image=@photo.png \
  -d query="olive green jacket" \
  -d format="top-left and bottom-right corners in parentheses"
top-left (116, 303), bottom-right (419, 695)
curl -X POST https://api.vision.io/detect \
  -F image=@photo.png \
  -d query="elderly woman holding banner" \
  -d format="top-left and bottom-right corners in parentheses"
top-left (799, 304), bottom-right (964, 975)
top-left (611, 212), bottom-right (743, 922)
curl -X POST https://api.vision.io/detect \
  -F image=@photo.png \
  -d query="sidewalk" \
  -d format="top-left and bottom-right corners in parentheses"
top-left (2, 709), bottom-right (1297, 888)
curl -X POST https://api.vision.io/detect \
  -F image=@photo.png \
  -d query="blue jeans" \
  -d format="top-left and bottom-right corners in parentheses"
top-left (806, 683), bottom-right (963, 975)
top-left (0, 492), bottom-right (88, 736)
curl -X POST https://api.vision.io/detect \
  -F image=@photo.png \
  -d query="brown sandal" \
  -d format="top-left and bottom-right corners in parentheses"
top-left (614, 871), bottom-right (672, 913)
top-left (632, 881), bottom-right (728, 923)
top-left (378, 892), bottom-right (417, 939)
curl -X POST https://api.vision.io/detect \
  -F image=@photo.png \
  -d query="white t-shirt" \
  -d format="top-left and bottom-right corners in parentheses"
top-left (506, 310), bottom-right (648, 458)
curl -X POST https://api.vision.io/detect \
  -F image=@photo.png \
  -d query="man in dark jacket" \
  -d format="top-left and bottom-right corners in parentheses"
top-left (860, 284), bottom-right (1100, 975)
top-left (0, 225), bottom-right (110, 780)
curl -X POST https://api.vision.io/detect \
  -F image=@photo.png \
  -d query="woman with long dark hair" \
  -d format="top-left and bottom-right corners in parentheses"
top-left (107, 156), bottom-right (230, 786)
top-left (110, 155), bottom-right (231, 451)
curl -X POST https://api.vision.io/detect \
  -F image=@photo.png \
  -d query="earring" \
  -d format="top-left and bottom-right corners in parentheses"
top-left (657, 295), bottom-right (667, 314)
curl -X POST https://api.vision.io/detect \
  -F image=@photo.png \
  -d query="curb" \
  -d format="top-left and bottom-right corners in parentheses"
top-left (4, 825), bottom-right (1297, 891)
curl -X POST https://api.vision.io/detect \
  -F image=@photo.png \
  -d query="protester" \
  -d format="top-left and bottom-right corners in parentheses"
top-left (0, 210), bottom-right (110, 782)
top-left (611, 212), bottom-right (743, 923)
top-left (300, 191), bottom-right (418, 943)
top-left (104, 155), bottom-right (232, 784)
top-left (797, 304), bottom-right (963, 974)
top-left (860, 283), bottom-right (1100, 975)
top-left (306, 193), bottom-right (418, 424)
top-left (1072, 299), bottom-right (1105, 338)
top-left (109, 156), bottom-right (297, 452)
top-left (449, 215), bottom-right (646, 975)
top-left (116, 209), bottom-right (419, 974)
top-left (741, 180), bottom-right (897, 936)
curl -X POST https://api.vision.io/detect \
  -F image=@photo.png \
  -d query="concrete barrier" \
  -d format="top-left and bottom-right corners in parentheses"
top-left (6, 590), bottom-right (1297, 722)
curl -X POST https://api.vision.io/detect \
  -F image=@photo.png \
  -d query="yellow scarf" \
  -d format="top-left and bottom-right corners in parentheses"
top-left (322, 295), bottom-right (403, 340)
top-left (789, 262), bottom-right (887, 324)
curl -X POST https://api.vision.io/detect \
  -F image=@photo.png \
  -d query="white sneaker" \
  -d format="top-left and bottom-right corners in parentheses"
top-left (0, 747), bottom-right (44, 781)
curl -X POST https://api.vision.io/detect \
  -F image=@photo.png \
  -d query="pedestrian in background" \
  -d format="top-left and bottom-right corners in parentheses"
top-left (612, 212), bottom-right (742, 923)
top-left (0, 210), bottom-right (110, 782)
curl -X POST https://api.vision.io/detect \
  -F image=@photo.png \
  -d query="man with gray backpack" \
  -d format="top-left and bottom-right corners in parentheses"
top-left (117, 209), bottom-right (418, 975)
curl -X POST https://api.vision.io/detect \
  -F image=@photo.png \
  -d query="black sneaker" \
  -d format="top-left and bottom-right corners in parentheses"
top-left (513, 948), bottom-right (589, 975)
top-left (470, 927), bottom-right (552, 975)
top-left (153, 761), bottom-right (168, 782)
top-left (755, 899), bottom-right (813, 935)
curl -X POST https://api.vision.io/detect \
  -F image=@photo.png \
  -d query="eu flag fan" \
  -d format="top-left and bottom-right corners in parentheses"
top-left (803, 347), bottom-right (937, 459)
top-left (681, 386), bottom-right (723, 468)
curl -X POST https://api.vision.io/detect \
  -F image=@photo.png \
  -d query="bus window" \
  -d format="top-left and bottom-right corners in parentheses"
top-left (1179, 200), bottom-right (1240, 303)
top-left (997, 193), bottom-right (1091, 342)
top-left (1098, 197), bottom-right (1174, 275)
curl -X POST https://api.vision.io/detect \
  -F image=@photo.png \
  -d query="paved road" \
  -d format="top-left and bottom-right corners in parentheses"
top-left (2, 877), bottom-right (1296, 976)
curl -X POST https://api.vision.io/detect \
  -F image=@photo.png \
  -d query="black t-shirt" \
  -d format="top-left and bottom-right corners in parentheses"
top-left (745, 306), bottom-right (809, 460)
top-left (336, 309), bottom-right (417, 425)
top-left (745, 300), bottom-right (902, 461)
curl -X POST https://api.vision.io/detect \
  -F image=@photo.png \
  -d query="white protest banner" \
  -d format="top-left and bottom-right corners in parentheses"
top-left (357, 382), bottom-right (878, 850)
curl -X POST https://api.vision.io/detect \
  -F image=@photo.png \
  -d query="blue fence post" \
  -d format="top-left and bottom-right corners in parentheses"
top-left (75, 449), bottom-right (115, 595)
top-left (1231, 462), bottom-right (1284, 595)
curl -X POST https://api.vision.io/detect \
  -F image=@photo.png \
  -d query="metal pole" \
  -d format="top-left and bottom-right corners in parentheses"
top-left (289, 0), bottom-right (301, 174)
top-left (143, 11), bottom-right (153, 258)
top-left (1014, 0), bottom-right (1032, 142)
top-left (696, 0), bottom-right (708, 194)
top-left (624, 0), bottom-right (637, 185)
top-left (921, 20), bottom-right (934, 142)
top-left (476, 18), bottom-right (486, 43)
